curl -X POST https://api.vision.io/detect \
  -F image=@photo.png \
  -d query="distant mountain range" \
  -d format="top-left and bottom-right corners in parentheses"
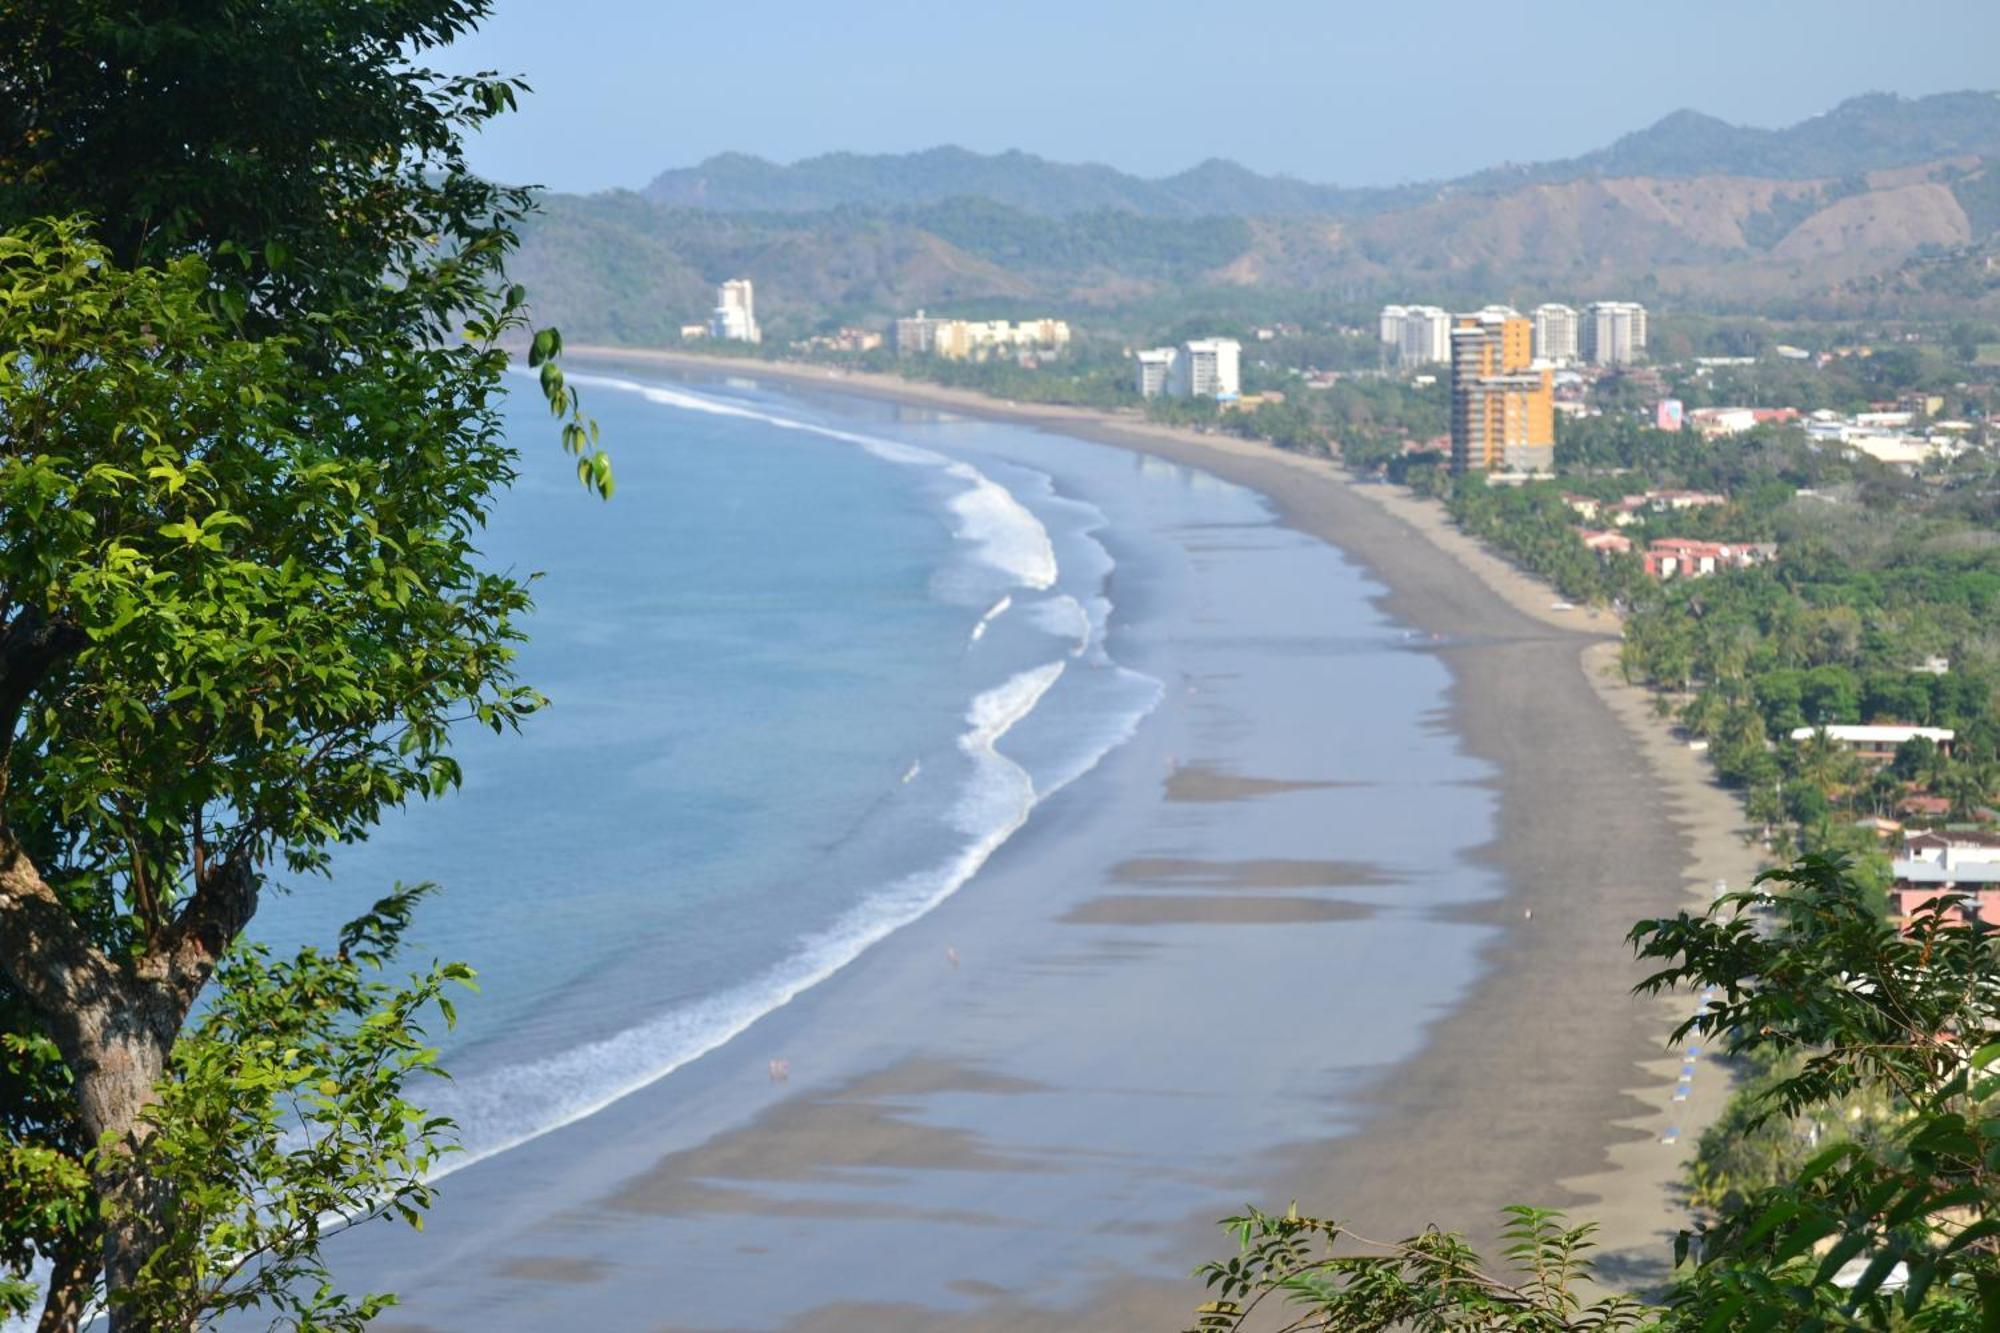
top-left (517, 92), bottom-right (2000, 342)
top-left (640, 92), bottom-right (2000, 218)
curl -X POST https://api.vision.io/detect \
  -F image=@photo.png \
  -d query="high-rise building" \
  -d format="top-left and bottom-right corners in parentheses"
top-left (710, 278), bottom-right (761, 343)
top-left (1378, 304), bottom-right (1409, 347)
top-left (1171, 338), bottom-right (1241, 400)
top-left (1396, 305), bottom-right (1453, 367)
top-left (1450, 312), bottom-right (1554, 474)
top-left (1581, 301), bottom-right (1647, 366)
top-left (1531, 304), bottom-right (1580, 364)
top-left (1135, 347), bottom-right (1177, 398)
top-left (1136, 338), bottom-right (1240, 400)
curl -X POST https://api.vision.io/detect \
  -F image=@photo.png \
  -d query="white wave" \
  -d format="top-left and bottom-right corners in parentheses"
top-left (1026, 594), bottom-right (1092, 657)
top-left (424, 661), bottom-right (1069, 1180)
top-left (969, 594), bottom-right (1013, 644)
top-left (559, 372), bottom-right (1056, 591)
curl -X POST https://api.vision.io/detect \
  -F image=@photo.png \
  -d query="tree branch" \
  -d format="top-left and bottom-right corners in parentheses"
top-left (0, 606), bottom-right (87, 758)
top-left (152, 853), bottom-right (260, 1017)
top-left (0, 834), bottom-right (126, 1074)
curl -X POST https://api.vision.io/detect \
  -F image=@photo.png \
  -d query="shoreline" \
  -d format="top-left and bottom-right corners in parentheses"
top-left (569, 346), bottom-right (1757, 1281)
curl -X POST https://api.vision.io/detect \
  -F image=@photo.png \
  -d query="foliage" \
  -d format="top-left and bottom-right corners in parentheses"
top-left (1189, 1205), bottom-right (1652, 1331)
top-left (1195, 856), bottom-right (2000, 1329)
top-left (113, 887), bottom-right (472, 1331)
top-left (0, 2), bottom-right (600, 1324)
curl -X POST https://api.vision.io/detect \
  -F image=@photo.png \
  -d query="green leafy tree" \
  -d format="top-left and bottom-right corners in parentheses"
top-left (1193, 857), bottom-right (2000, 1328)
top-left (0, 4), bottom-right (605, 1326)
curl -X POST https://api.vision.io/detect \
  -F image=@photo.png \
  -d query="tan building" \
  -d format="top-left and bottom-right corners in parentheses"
top-left (1450, 313), bottom-right (1554, 474)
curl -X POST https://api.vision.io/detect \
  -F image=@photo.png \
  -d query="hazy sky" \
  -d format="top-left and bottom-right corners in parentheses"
top-left (437, 0), bottom-right (2000, 194)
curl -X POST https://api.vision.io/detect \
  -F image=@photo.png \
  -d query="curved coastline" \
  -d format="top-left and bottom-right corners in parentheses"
top-left (415, 371), bottom-right (1165, 1182)
top-left (563, 348), bottom-right (1756, 1299)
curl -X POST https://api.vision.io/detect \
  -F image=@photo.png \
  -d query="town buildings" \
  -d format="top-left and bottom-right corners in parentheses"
top-left (1643, 538), bottom-right (1777, 579)
top-left (1687, 406), bottom-right (1800, 438)
top-left (1889, 830), bottom-right (2000, 927)
top-left (1562, 490), bottom-right (1728, 526)
top-left (1580, 301), bottom-right (1648, 366)
top-left (795, 328), bottom-right (883, 355)
top-left (1786, 724), bottom-right (1956, 762)
top-left (892, 312), bottom-right (1071, 361)
top-left (710, 278), bottom-right (761, 344)
top-left (1448, 311), bottom-right (1554, 474)
top-left (1134, 338), bottom-right (1242, 400)
top-left (1379, 304), bottom-right (1453, 367)
top-left (1532, 303), bottom-right (1580, 364)
top-left (1802, 409), bottom-right (1966, 470)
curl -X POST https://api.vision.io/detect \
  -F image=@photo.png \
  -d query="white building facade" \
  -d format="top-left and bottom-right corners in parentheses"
top-left (1532, 303), bottom-right (1580, 364)
top-left (1136, 338), bottom-right (1241, 400)
top-left (1135, 347), bottom-right (1177, 398)
top-left (1581, 301), bottom-right (1647, 366)
top-left (1172, 338), bottom-right (1241, 399)
top-left (710, 278), bottom-right (761, 343)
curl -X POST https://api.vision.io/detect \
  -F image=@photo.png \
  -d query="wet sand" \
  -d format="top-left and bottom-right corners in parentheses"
top-left (362, 348), bottom-right (1756, 1330)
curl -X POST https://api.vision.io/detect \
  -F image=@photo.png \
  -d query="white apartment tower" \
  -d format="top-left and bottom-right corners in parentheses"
top-left (1581, 301), bottom-right (1647, 366)
top-left (1136, 338), bottom-right (1241, 400)
top-left (1171, 337), bottom-right (1241, 400)
top-left (1532, 304), bottom-right (1580, 364)
top-left (1392, 305), bottom-right (1453, 368)
top-left (710, 278), bottom-right (761, 343)
top-left (1135, 347), bottom-right (1177, 398)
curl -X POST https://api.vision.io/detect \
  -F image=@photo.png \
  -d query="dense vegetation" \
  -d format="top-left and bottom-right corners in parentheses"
top-left (0, 3), bottom-right (596, 1327)
top-left (1195, 856), bottom-right (2000, 1329)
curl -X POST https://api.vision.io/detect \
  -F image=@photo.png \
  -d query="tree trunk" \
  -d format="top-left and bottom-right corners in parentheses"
top-left (76, 1010), bottom-right (178, 1333)
top-left (35, 1222), bottom-right (100, 1333)
top-left (2, 843), bottom-right (255, 1332)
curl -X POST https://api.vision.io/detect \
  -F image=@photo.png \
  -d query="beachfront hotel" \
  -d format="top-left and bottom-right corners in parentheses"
top-left (710, 278), bottom-right (761, 343)
top-left (1448, 311), bottom-right (1554, 474)
top-left (1133, 337), bottom-right (1242, 400)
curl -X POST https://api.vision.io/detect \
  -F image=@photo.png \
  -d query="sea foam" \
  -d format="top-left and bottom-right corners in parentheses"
top-left (425, 660), bottom-right (1070, 1178)
top-left (564, 373), bottom-right (1057, 592)
top-left (414, 372), bottom-right (1159, 1179)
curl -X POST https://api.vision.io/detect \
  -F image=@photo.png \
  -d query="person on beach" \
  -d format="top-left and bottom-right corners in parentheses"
top-left (946, 946), bottom-right (960, 969)
top-left (768, 1059), bottom-right (789, 1083)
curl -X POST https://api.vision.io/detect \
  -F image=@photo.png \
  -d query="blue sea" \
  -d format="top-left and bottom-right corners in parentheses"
top-left (253, 367), bottom-right (1166, 1172)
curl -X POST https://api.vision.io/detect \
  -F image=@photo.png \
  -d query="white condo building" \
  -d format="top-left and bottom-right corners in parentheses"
top-left (710, 278), bottom-right (761, 343)
top-left (1381, 304), bottom-right (1452, 368)
top-left (1581, 301), bottom-right (1647, 366)
top-left (1135, 338), bottom-right (1241, 400)
top-left (1135, 347), bottom-right (1178, 398)
top-left (1532, 304), bottom-right (1580, 364)
top-left (1173, 337), bottom-right (1241, 400)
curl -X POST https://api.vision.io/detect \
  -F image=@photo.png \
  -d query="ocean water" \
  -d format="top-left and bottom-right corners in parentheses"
top-left (251, 368), bottom-right (1164, 1172)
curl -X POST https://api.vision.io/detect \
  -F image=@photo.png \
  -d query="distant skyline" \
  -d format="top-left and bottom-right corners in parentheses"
top-left (436, 0), bottom-right (2000, 194)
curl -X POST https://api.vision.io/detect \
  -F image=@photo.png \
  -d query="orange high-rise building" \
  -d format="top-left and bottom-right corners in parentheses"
top-left (1449, 313), bottom-right (1554, 474)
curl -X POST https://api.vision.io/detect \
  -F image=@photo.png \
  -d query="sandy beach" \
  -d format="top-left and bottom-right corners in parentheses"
top-left (354, 347), bottom-right (1760, 1330)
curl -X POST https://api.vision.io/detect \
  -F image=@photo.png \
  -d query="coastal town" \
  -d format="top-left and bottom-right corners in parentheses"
top-left (672, 274), bottom-right (2000, 949)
